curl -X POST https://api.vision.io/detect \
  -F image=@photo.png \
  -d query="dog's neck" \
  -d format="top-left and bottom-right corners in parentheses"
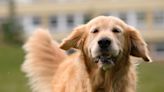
top-left (80, 52), bottom-right (136, 92)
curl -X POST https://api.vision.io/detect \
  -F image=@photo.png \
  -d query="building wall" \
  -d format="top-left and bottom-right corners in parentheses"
top-left (0, 0), bottom-right (164, 61)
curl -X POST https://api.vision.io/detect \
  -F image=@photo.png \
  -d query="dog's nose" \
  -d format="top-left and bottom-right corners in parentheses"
top-left (98, 38), bottom-right (111, 49)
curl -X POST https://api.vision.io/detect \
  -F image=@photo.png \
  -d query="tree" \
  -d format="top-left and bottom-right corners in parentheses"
top-left (2, 0), bottom-right (23, 44)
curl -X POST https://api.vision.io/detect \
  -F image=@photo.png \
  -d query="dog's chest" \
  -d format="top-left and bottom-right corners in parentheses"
top-left (94, 79), bottom-right (108, 92)
top-left (92, 70), bottom-right (111, 92)
top-left (96, 87), bottom-right (105, 92)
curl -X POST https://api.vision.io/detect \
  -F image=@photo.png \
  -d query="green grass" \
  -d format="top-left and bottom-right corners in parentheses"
top-left (138, 63), bottom-right (164, 92)
top-left (0, 45), bottom-right (30, 92)
top-left (0, 45), bottom-right (164, 92)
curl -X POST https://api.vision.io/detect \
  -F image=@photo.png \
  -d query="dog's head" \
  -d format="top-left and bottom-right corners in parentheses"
top-left (60, 16), bottom-right (151, 70)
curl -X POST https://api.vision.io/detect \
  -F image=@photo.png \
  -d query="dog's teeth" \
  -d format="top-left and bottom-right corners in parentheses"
top-left (94, 58), bottom-right (99, 63)
top-left (109, 60), bottom-right (115, 66)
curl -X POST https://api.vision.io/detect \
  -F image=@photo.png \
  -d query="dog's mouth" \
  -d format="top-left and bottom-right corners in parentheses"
top-left (94, 55), bottom-right (116, 70)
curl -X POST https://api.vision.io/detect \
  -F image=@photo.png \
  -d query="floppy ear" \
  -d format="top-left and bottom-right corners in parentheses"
top-left (60, 25), bottom-right (86, 50)
top-left (128, 26), bottom-right (152, 62)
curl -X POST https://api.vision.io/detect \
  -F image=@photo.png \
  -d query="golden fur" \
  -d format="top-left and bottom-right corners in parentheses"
top-left (22, 16), bottom-right (151, 92)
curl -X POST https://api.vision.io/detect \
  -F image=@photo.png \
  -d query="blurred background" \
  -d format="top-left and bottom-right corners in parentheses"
top-left (0, 0), bottom-right (164, 92)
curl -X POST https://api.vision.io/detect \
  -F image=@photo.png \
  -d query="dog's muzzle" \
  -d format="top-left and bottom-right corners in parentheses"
top-left (94, 55), bottom-right (116, 70)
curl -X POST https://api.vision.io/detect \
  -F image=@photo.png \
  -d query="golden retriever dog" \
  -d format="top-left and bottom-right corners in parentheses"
top-left (22, 16), bottom-right (152, 92)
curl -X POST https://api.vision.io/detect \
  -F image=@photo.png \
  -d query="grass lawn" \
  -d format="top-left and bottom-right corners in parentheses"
top-left (0, 45), bottom-right (164, 92)
top-left (0, 45), bottom-right (30, 92)
top-left (138, 63), bottom-right (164, 92)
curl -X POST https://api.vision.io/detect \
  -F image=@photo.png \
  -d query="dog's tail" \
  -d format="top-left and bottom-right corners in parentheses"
top-left (21, 28), bottom-right (67, 92)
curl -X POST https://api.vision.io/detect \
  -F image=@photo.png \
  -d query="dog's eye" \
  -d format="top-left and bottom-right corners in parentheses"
top-left (112, 28), bottom-right (121, 33)
top-left (92, 28), bottom-right (99, 33)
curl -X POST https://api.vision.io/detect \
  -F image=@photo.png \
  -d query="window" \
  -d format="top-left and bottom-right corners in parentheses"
top-left (155, 43), bottom-right (164, 52)
top-left (119, 12), bottom-right (127, 23)
top-left (66, 14), bottom-right (74, 27)
top-left (154, 11), bottom-right (164, 26)
top-left (84, 14), bottom-right (92, 23)
top-left (32, 16), bottom-right (41, 26)
top-left (136, 12), bottom-right (146, 28)
top-left (49, 16), bottom-right (58, 28)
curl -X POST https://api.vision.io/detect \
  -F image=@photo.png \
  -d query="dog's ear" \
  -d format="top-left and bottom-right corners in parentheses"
top-left (60, 25), bottom-right (86, 50)
top-left (128, 26), bottom-right (152, 62)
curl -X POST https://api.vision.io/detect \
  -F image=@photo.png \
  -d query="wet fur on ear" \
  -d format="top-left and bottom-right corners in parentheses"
top-left (128, 26), bottom-right (152, 62)
top-left (60, 25), bottom-right (86, 50)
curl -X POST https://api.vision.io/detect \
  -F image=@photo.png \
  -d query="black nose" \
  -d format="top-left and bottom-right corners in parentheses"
top-left (98, 38), bottom-right (111, 49)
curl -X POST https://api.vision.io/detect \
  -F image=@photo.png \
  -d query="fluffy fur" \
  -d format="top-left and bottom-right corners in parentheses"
top-left (22, 29), bottom-right (67, 92)
top-left (22, 16), bottom-right (151, 92)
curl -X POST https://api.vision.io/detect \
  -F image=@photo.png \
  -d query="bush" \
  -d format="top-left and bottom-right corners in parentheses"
top-left (2, 20), bottom-right (23, 45)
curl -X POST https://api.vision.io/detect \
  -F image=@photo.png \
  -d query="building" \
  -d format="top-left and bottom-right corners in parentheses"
top-left (0, 0), bottom-right (164, 60)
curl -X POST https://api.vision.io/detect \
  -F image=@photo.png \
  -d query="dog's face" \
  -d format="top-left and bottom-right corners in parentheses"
top-left (60, 16), bottom-right (151, 70)
top-left (86, 17), bottom-right (126, 68)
